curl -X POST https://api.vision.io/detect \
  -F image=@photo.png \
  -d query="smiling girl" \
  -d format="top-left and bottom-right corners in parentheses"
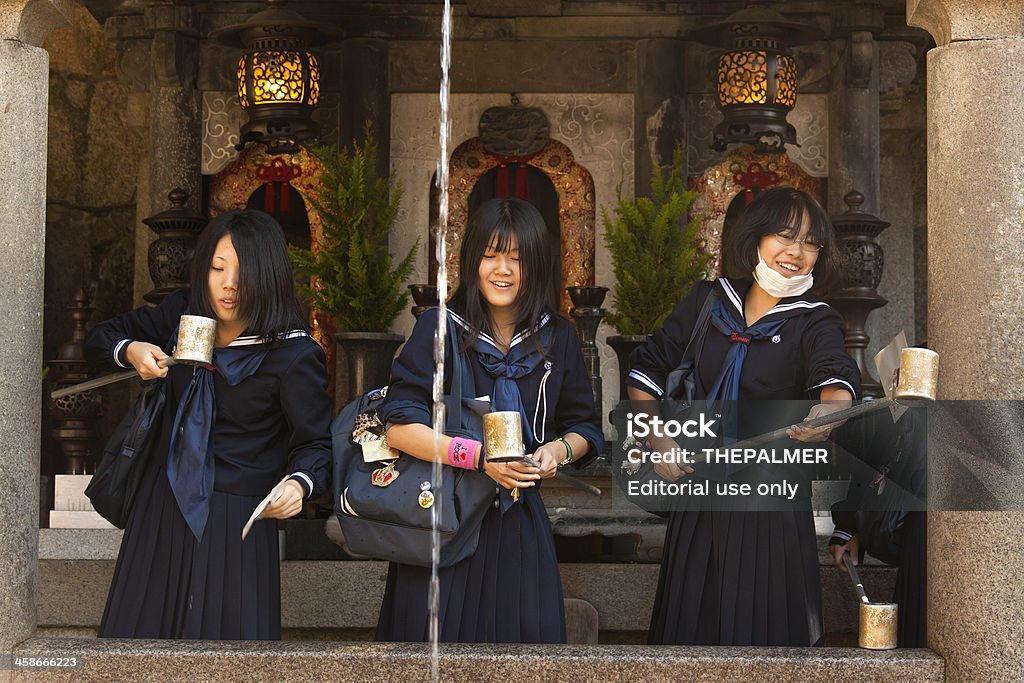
top-left (86, 209), bottom-right (331, 639)
top-left (627, 187), bottom-right (860, 646)
top-left (374, 197), bottom-right (604, 643)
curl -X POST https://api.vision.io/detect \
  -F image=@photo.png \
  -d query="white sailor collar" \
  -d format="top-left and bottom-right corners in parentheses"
top-left (448, 309), bottom-right (552, 351)
top-left (717, 277), bottom-right (830, 327)
top-left (225, 329), bottom-right (309, 347)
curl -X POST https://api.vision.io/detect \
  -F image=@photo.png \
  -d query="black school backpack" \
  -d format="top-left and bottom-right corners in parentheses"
top-left (328, 312), bottom-right (495, 568)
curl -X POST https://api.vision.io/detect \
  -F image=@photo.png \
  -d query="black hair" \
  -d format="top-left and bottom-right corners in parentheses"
top-left (449, 197), bottom-right (558, 349)
top-left (723, 186), bottom-right (844, 293)
top-left (189, 209), bottom-right (307, 339)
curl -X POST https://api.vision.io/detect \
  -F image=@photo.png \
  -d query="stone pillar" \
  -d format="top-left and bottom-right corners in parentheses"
top-left (0, 0), bottom-right (71, 654)
top-left (340, 38), bottom-right (390, 175)
top-left (829, 4), bottom-right (885, 374)
top-left (635, 38), bottom-right (685, 195)
top-left (877, 39), bottom-right (927, 351)
top-left (829, 4), bottom-right (885, 216)
top-left (908, 0), bottom-right (1024, 680)
top-left (141, 2), bottom-right (200, 303)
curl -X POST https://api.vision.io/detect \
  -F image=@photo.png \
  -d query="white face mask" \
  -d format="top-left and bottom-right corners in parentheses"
top-left (753, 255), bottom-right (814, 298)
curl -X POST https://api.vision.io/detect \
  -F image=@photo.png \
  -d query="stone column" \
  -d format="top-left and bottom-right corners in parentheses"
top-left (0, 0), bottom-right (71, 654)
top-left (829, 5), bottom-right (884, 216)
top-left (908, 0), bottom-right (1024, 680)
top-left (141, 2), bottom-right (200, 303)
top-left (340, 38), bottom-right (390, 175)
top-left (635, 38), bottom-right (685, 195)
top-left (828, 4), bottom-right (887, 378)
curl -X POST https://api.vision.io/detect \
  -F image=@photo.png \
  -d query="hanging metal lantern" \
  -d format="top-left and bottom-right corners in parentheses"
top-left (692, 3), bottom-right (822, 152)
top-left (212, 0), bottom-right (333, 154)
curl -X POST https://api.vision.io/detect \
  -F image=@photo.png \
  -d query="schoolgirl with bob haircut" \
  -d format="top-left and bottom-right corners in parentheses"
top-left (375, 197), bottom-right (604, 643)
top-left (87, 209), bottom-right (331, 640)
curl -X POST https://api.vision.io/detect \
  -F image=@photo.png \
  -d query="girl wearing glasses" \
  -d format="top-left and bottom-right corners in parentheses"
top-left (627, 187), bottom-right (859, 646)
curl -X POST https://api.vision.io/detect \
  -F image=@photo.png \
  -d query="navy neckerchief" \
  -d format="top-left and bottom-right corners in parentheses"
top-left (452, 311), bottom-right (553, 511)
top-left (705, 299), bottom-right (786, 403)
top-left (706, 279), bottom-right (832, 465)
top-left (166, 330), bottom-right (308, 541)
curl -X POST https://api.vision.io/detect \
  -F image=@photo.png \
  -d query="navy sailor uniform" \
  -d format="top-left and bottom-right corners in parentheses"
top-left (627, 278), bottom-right (860, 646)
top-left (85, 290), bottom-right (332, 639)
top-left (374, 306), bottom-right (604, 643)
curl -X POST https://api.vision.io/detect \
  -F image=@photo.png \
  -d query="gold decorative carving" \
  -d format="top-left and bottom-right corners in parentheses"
top-left (207, 146), bottom-right (336, 396)
top-left (444, 138), bottom-right (596, 315)
top-left (690, 148), bottom-right (824, 276)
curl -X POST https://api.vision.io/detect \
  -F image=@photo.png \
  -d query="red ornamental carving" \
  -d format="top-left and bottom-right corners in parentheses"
top-left (256, 158), bottom-right (303, 212)
top-left (732, 161), bottom-right (781, 205)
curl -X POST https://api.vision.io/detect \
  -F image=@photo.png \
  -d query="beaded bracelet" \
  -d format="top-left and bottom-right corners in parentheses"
top-left (556, 437), bottom-right (573, 468)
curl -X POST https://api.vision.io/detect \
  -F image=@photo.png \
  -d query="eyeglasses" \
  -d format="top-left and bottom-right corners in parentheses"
top-left (771, 232), bottom-right (824, 253)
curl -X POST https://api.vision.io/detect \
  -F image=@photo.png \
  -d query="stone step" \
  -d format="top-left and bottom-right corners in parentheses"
top-left (39, 559), bottom-right (895, 636)
top-left (10, 637), bottom-right (944, 682)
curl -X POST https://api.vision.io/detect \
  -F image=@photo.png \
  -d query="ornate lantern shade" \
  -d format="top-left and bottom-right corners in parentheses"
top-left (213, 0), bottom-right (332, 154)
top-left (692, 4), bottom-right (822, 152)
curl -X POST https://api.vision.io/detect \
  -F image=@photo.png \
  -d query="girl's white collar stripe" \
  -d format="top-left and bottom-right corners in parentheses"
top-left (448, 311), bottom-right (551, 349)
top-left (721, 278), bottom-right (830, 318)
top-left (719, 279), bottom-right (744, 317)
top-left (808, 377), bottom-right (858, 398)
top-left (228, 330), bottom-right (308, 347)
top-left (768, 301), bottom-right (829, 314)
top-left (628, 369), bottom-right (664, 397)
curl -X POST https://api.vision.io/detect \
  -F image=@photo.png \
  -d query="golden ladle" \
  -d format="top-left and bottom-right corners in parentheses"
top-left (51, 315), bottom-right (217, 400)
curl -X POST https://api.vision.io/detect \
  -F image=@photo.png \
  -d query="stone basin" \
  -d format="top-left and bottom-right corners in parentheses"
top-left (11, 638), bottom-right (944, 682)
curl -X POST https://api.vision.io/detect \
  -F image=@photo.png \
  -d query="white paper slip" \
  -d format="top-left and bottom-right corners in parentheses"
top-left (241, 475), bottom-right (290, 541)
top-left (874, 330), bottom-right (910, 422)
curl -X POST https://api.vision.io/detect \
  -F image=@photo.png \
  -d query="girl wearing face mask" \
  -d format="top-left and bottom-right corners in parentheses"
top-left (86, 210), bottom-right (331, 639)
top-left (627, 187), bottom-right (859, 646)
top-left (374, 197), bottom-right (604, 643)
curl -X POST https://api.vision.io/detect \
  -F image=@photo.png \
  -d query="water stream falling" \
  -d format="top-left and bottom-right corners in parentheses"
top-left (429, 1), bottom-right (454, 681)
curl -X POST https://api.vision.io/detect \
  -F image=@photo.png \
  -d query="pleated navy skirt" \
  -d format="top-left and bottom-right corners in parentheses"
top-left (894, 511), bottom-right (927, 647)
top-left (648, 509), bottom-right (823, 646)
top-left (375, 487), bottom-right (566, 643)
top-left (98, 454), bottom-right (281, 640)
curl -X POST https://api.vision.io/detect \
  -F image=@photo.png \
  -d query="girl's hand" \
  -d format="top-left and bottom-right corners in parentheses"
top-left (831, 534), bottom-right (860, 573)
top-left (261, 479), bottom-right (306, 520)
top-left (788, 401), bottom-right (847, 442)
top-left (125, 341), bottom-right (170, 380)
top-left (484, 459), bottom-right (540, 490)
top-left (530, 442), bottom-right (563, 480)
top-left (651, 435), bottom-right (693, 481)
top-left (654, 460), bottom-right (692, 482)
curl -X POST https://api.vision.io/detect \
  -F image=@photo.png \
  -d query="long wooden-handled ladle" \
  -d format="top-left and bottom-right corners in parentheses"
top-left (706, 347), bottom-right (938, 454)
top-left (50, 315), bottom-right (217, 400)
top-left (844, 551), bottom-right (898, 649)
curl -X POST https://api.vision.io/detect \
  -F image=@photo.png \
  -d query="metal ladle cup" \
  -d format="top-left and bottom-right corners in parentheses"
top-left (50, 315), bottom-right (217, 399)
top-left (481, 410), bottom-right (602, 497)
top-left (483, 411), bottom-right (526, 463)
top-left (844, 552), bottom-right (898, 650)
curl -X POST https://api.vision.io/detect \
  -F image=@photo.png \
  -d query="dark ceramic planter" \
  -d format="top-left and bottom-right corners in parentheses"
top-left (335, 332), bottom-right (405, 403)
top-left (605, 334), bottom-right (649, 400)
top-left (566, 285), bottom-right (609, 309)
top-left (408, 284), bottom-right (440, 318)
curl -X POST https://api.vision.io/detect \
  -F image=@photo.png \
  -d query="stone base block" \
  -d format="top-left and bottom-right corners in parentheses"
top-left (47, 512), bottom-right (115, 530)
top-left (52, 475), bottom-right (93, 512)
top-left (564, 598), bottom-right (599, 645)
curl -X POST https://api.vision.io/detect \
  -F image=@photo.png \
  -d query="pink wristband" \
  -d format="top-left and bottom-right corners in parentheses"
top-left (447, 437), bottom-right (481, 470)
